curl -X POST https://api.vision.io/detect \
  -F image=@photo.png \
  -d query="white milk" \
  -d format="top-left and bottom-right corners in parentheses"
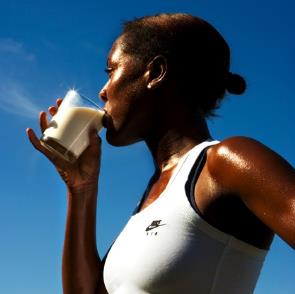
top-left (41, 106), bottom-right (104, 161)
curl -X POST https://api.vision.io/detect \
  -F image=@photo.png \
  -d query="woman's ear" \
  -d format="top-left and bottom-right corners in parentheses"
top-left (145, 55), bottom-right (168, 90)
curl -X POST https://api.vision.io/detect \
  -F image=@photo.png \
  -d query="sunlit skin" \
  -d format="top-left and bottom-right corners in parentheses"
top-left (100, 37), bottom-right (157, 147)
top-left (26, 34), bottom-right (295, 293)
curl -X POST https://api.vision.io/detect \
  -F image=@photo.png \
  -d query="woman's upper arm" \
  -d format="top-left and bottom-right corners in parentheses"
top-left (208, 136), bottom-right (295, 248)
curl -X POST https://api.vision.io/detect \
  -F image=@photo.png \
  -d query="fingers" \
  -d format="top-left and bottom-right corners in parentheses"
top-left (48, 98), bottom-right (63, 116)
top-left (41, 98), bottom-right (63, 131)
top-left (56, 98), bottom-right (62, 106)
top-left (48, 106), bottom-right (57, 116)
top-left (26, 128), bottom-right (67, 167)
top-left (26, 98), bottom-right (69, 169)
top-left (26, 128), bottom-right (49, 155)
top-left (39, 111), bottom-right (48, 133)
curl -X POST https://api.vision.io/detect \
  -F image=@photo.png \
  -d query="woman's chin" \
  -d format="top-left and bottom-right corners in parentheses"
top-left (105, 130), bottom-right (141, 147)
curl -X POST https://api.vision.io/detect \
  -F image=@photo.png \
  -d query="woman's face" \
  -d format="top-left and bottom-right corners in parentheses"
top-left (99, 37), bottom-right (155, 146)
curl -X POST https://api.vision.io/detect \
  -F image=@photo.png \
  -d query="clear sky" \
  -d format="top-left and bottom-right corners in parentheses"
top-left (1, 0), bottom-right (294, 293)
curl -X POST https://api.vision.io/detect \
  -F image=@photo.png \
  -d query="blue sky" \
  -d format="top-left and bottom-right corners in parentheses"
top-left (1, 0), bottom-right (294, 293)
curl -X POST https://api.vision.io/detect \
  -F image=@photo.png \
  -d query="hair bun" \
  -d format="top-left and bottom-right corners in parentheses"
top-left (225, 72), bottom-right (246, 95)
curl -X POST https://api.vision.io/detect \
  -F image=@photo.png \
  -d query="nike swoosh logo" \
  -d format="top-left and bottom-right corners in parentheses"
top-left (145, 223), bottom-right (166, 231)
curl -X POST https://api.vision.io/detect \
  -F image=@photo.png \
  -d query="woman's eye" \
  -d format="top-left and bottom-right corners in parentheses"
top-left (104, 67), bottom-right (113, 77)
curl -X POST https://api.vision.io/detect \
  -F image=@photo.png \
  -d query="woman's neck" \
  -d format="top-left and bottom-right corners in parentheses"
top-left (145, 113), bottom-right (211, 172)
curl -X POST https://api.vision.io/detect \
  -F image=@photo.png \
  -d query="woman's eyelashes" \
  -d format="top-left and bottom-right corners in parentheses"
top-left (105, 67), bottom-right (114, 77)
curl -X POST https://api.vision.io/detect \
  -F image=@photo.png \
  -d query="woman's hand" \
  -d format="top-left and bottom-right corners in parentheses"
top-left (27, 100), bottom-right (106, 293)
top-left (26, 98), bottom-right (102, 190)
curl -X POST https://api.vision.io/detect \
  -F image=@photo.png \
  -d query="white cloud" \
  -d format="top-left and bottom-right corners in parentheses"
top-left (0, 80), bottom-right (42, 119)
top-left (0, 38), bottom-right (35, 61)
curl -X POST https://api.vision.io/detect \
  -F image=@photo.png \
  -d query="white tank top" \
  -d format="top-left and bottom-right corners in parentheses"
top-left (103, 140), bottom-right (268, 294)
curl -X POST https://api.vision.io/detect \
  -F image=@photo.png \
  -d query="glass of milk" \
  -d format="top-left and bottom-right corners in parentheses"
top-left (40, 89), bottom-right (105, 163)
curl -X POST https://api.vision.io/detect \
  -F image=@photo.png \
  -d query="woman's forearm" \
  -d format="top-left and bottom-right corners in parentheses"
top-left (62, 184), bottom-right (105, 294)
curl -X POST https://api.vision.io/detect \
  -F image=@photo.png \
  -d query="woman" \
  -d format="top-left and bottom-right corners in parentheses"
top-left (27, 13), bottom-right (295, 294)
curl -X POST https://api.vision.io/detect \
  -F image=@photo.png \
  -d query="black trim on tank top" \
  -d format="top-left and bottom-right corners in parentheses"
top-left (185, 147), bottom-right (210, 216)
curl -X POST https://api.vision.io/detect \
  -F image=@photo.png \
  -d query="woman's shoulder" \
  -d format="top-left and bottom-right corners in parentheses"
top-left (204, 139), bottom-right (295, 250)
top-left (206, 136), bottom-right (288, 181)
top-left (211, 135), bottom-right (267, 152)
top-left (209, 135), bottom-right (269, 160)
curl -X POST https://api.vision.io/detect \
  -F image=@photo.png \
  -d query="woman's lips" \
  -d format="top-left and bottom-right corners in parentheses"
top-left (102, 110), bottom-right (111, 128)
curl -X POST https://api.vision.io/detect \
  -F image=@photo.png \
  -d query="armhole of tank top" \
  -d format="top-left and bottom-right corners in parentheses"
top-left (185, 146), bottom-right (210, 216)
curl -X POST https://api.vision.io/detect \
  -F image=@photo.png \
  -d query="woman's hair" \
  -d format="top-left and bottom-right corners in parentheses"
top-left (120, 13), bottom-right (246, 116)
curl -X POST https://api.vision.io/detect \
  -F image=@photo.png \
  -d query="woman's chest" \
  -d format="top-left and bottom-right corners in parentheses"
top-left (103, 205), bottom-right (225, 294)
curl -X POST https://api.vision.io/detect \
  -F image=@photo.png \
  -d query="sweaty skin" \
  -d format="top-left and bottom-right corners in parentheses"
top-left (27, 34), bottom-right (295, 294)
top-left (100, 39), bottom-right (295, 253)
top-left (140, 136), bottom-right (295, 250)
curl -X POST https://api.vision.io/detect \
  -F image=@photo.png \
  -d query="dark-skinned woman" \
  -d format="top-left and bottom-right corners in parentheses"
top-left (27, 13), bottom-right (295, 294)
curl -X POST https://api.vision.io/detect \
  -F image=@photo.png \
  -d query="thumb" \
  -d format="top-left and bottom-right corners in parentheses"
top-left (89, 129), bottom-right (102, 150)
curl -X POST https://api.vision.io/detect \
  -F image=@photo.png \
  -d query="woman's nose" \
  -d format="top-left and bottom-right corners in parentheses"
top-left (99, 86), bottom-right (107, 103)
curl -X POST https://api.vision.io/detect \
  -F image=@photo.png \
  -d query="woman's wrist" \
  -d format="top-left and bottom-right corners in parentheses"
top-left (67, 181), bottom-right (98, 196)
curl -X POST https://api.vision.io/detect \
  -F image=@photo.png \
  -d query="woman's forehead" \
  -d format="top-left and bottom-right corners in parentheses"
top-left (107, 36), bottom-right (125, 60)
top-left (107, 36), bottom-right (133, 65)
top-left (107, 44), bottom-right (123, 64)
